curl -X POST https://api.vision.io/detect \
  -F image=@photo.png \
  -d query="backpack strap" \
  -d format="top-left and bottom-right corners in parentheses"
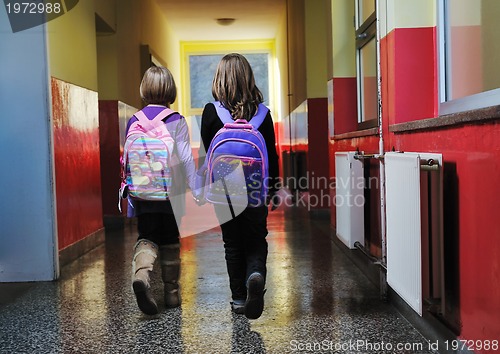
top-left (133, 108), bottom-right (176, 129)
top-left (151, 108), bottom-right (176, 123)
top-left (213, 101), bottom-right (234, 125)
top-left (249, 103), bottom-right (269, 130)
top-left (213, 101), bottom-right (269, 129)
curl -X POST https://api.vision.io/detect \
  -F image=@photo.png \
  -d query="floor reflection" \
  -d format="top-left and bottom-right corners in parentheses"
top-left (0, 206), bottom-right (436, 353)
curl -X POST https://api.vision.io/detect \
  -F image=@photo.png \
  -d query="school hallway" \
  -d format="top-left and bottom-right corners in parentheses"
top-left (0, 202), bottom-right (438, 354)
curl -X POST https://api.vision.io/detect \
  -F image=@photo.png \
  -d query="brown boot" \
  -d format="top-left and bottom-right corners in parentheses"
top-left (159, 243), bottom-right (181, 308)
top-left (132, 239), bottom-right (159, 315)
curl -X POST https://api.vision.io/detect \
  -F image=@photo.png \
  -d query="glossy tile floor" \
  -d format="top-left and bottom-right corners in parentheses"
top-left (0, 207), bottom-right (437, 354)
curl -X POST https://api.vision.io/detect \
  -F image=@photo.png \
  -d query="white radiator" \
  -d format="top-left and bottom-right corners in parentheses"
top-left (335, 152), bottom-right (364, 249)
top-left (385, 152), bottom-right (442, 316)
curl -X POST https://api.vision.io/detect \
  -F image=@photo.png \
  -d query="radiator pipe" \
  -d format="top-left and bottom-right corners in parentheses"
top-left (353, 154), bottom-right (384, 161)
top-left (354, 155), bottom-right (439, 171)
top-left (354, 241), bottom-right (387, 270)
top-left (375, 0), bottom-right (387, 269)
top-left (376, 0), bottom-right (388, 300)
top-left (420, 164), bottom-right (440, 172)
top-left (420, 158), bottom-right (440, 171)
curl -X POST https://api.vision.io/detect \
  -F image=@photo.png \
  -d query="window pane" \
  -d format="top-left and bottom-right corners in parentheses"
top-left (189, 53), bottom-right (269, 109)
top-left (189, 115), bottom-right (202, 144)
top-left (446, 0), bottom-right (500, 100)
top-left (360, 38), bottom-right (377, 122)
top-left (359, 0), bottom-right (375, 26)
top-left (189, 55), bottom-right (222, 109)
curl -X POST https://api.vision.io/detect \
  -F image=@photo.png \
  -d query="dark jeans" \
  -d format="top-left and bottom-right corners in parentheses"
top-left (137, 212), bottom-right (180, 246)
top-left (215, 206), bottom-right (269, 301)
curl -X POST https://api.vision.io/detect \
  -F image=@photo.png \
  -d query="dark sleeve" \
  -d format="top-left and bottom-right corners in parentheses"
top-left (200, 103), bottom-right (223, 166)
top-left (258, 112), bottom-right (280, 193)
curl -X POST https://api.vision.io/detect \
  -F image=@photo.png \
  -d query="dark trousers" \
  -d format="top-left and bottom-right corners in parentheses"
top-left (137, 212), bottom-right (180, 246)
top-left (215, 206), bottom-right (269, 301)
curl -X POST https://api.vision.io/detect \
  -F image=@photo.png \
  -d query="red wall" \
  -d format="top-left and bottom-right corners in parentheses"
top-left (278, 99), bottom-right (330, 210)
top-left (329, 24), bottom-right (500, 352)
top-left (391, 123), bottom-right (500, 344)
top-left (384, 27), bottom-right (500, 350)
top-left (99, 101), bottom-right (120, 218)
top-left (307, 98), bottom-right (330, 208)
top-left (52, 78), bottom-right (103, 250)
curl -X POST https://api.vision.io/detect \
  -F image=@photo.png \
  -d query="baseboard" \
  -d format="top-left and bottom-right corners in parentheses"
top-left (329, 225), bottom-right (472, 354)
top-left (388, 288), bottom-right (473, 354)
top-left (59, 228), bottom-right (105, 267)
top-left (330, 231), bottom-right (384, 293)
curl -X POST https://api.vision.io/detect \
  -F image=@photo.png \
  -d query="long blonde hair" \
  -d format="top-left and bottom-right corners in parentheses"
top-left (211, 53), bottom-right (263, 120)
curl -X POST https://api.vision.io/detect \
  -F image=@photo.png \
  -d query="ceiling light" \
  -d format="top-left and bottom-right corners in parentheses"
top-left (216, 18), bottom-right (236, 26)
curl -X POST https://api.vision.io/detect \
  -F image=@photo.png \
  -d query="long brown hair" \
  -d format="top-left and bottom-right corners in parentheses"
top-left (211, 53), bottom-right (264, 120)
top-left (140, 66), bottom-right (177, 106)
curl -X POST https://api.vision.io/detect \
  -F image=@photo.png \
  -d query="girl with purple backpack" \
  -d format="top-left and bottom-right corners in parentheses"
top-left (125, 66), bottom-right (197, 315)
top-left (200, 53), bottom-right (280, 319)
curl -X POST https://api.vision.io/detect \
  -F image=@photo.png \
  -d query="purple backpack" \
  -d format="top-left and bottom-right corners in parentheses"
top-left (199, 102), bottom-right (269, 208)
top-left (121, 108), bottom-right (176, 202)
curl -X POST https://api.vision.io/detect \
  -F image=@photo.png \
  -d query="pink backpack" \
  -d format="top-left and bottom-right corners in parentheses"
top-left (121, 108), bottom-right (176, 202)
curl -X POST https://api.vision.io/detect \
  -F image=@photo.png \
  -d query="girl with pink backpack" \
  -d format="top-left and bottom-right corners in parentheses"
top-left (122, 66), bottom-right (198, 315)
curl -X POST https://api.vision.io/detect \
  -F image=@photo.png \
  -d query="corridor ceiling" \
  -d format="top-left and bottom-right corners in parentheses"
top-left (155, 0), bottom-right (286, 41)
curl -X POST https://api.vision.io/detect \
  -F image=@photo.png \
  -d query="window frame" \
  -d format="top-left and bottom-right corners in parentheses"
top-left (355, 2), bottom-right (379, 130)
top-left (187, 53), bottom-right (271, 111)
top-left (181, 41), bottom-right (275, 118)
top-left (438, 0), bottom-right (500, 116)
top-left (180, 41), bottom-right (276, 149)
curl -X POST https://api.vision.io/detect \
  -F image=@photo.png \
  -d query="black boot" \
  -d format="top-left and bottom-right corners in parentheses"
top-left (244, 272), bottom-right (265, 319)
top-left (225, 251), bottom-right (247, 314)
top-left (159, 243), bottom-right (181, 308)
